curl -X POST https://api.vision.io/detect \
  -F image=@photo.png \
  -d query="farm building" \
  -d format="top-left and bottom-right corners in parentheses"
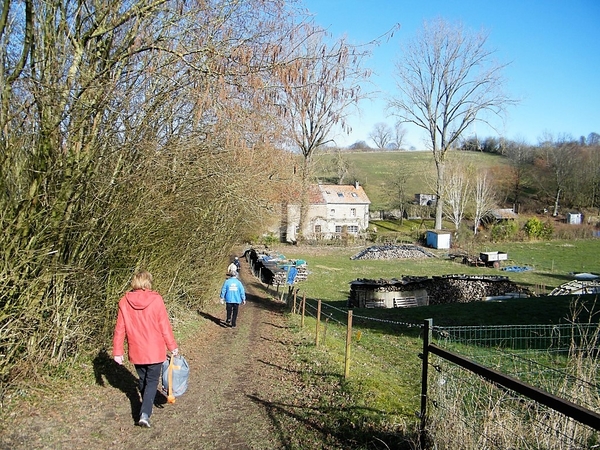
top-left (415, 193), bottom-right (437, 206)
top-left (348, 277), bottom-right (429, 308)
top-left (566, 212), bottom-right (582, 224)
top-left (426, 230), bottom-right (451, 249)
top-left (486, 208), bottom-right (518, 223)
top-left (284, 182), bottom-right (371, 242)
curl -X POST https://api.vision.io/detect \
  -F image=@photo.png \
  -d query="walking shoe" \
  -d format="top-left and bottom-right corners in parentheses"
top-left (225, 320), bottom-right (231, 326)
top-left (138, 413), bottom-right (151, 428)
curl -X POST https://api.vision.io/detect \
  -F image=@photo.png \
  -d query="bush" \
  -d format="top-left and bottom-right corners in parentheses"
top-left (524, 217), bottom-right (553, 240)
top-left (490, 221), bottom-right (519, 241)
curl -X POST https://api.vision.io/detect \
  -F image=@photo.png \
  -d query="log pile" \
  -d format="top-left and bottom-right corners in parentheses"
top-left (349, 274), bottom-right (531, 306)
top-left (351, 244), bottom-right (435, 260)
top-left (271, 266), bottom-right (308, 285)
top-left (426, 275), bottom-right (528, 304)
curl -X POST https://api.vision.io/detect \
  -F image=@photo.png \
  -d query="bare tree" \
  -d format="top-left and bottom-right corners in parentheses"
top-left (472, 170), bottom-right (496, 235)
top-left (388, 166), bottom-right (411, 224)
top-left (503, 138), bottom-right (533, 208)
top-left (588, 132), bottom-right (600, 146)
top-left (392, 121), bottom-right (407, 150)
top-left (389, 18), bottom-right (515, 229)
top-left (369, 122), bottom-right (392, 149)
top-left (0, 0), bottom-right (303, 382)
top-left (275, 23), bottom-right (398, 235)
top-left (535, 133), bottom-right (578, 216)
top-left (277, 24), bottom-right (399, 181)
top-left (331, 148), bottom-right (351, 184)
top-left (443, 162), bottom-right (471, 230)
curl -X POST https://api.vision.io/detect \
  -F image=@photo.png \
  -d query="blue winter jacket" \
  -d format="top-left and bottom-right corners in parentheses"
top-left (220, 277), bottom-right (246, 304)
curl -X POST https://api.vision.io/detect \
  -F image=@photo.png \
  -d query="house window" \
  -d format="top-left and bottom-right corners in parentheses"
top-left (348, 225), bottom-right (359, 233)
top-left (314, 224), bottom-right (321, 233)
top-left (350, 208), bottom-right (356, 217)
top-left (337, 192), bottom-right (344, 197)
top-left (335, 225), bottom-right (342, 233)
top-left (330, 208), bottom-right (335, 216)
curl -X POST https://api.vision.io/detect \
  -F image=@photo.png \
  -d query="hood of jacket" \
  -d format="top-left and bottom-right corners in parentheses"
top-left (125, 289), bottom-right (159, 310)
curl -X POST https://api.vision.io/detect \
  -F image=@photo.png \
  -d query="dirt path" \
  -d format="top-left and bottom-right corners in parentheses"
top-left (0, 268), bottom-right (303, 450)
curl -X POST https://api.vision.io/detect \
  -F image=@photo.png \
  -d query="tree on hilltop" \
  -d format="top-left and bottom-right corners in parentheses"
top-left (389, 18), bottom-right (516, 229)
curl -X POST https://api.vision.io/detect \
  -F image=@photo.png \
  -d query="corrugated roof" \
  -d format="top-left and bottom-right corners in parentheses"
top-left (318, 184), bottom-right (371, 205)
top-left (490, 208), bottom-right (518, 220)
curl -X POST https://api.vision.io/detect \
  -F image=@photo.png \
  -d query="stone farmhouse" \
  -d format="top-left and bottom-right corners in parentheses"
top-left (284, 182), bottom-right (371, 242)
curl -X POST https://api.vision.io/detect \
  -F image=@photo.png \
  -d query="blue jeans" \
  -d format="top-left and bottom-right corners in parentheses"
top-left (135, 362), bottom-right (162, 418)
top-left (226, 303), bottom-right (240, 326)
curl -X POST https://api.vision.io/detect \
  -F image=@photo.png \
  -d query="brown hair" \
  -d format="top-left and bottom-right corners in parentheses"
top-left (131, 270), bottom-right (153, 290)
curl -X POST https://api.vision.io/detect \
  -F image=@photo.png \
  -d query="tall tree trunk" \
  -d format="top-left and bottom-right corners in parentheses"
top-left (552, 188), bottom-right (561, 217)
top-left (435, 161), bottom-right (445, 230)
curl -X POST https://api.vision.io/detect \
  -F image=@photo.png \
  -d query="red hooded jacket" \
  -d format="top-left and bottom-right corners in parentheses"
top-left (112, 289), bottom-right (177, 365)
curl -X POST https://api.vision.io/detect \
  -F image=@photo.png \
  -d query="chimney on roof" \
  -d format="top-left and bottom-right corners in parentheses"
top-left (354, 181), bottom-right (359, 189)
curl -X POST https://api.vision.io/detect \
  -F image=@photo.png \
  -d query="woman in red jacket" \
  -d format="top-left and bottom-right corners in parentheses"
top-left (112, 270), bottom-right (178, 428)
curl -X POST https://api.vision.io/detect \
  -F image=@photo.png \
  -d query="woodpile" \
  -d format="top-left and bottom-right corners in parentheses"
top-left (351, 244), bottom-right (435, 260)
top-left (271, 266), bottom-right (308, 285)
top-left (427, 275), bottom-right (529, 304)
top-left (349, 274), bottom-right (531, 307)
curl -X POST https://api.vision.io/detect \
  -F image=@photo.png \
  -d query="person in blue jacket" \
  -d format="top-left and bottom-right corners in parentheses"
top-left (220, 270), bottom-right (246, 328)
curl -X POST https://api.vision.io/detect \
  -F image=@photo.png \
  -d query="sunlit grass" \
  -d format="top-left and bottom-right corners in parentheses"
top-left (276, 241), bottom-right (600, 447)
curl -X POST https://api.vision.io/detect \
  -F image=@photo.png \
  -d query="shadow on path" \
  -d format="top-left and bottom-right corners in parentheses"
top-left (92, 349), bottom-right (141, 421)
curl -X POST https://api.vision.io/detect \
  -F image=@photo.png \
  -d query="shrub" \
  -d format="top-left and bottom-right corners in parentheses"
top-left (490, 220), bottom-right (518, 241)
top-left (524, 217), bottom-right (553, 240)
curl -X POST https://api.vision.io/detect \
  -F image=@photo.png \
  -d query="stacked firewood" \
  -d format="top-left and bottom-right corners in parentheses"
top-left (271, 266), bottom-right (308, 285)
top-left (350, 275), bottom-right (530, 305)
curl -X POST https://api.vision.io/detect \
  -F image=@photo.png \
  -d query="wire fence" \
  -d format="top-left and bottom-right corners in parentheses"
top-left (264, 283), bottom-right (600, 449)
top-left (426, 321), bottom-right (600, 449)
top-left (433, 323), bottom-right (599, 352)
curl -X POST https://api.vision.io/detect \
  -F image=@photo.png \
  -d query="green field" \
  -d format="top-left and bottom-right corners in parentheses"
top-left (276, 242), bottom-right (600, 448)
top-left (280, 239), bottom-right (600, 310)
top-left (313, 150), bottom-right (509, 209)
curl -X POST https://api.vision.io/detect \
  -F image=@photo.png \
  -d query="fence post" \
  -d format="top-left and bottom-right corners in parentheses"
top-left (344, 310), bottom-right (353, 379)
top-left (301, 294), bottom-right (306, 328)
top-left (292, 289), bottom-right (297, 313)
top-left (420, 318), bottom-right (433, 449)
top-left (315, 299), bottom-right (322, 346)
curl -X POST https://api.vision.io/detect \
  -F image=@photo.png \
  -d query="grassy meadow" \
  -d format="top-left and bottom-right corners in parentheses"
top-left (313, 150), bottom-right (509, 209)
top-left (262, 150), bottom-right (600, 447)
top-left (273, 241), bottom-right (600, 448)
top-left (280, 239), bottom-right (600, 311)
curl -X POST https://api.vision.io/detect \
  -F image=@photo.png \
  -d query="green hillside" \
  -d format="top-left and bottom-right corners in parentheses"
top-left (313, 150), bottom-right (510, 210)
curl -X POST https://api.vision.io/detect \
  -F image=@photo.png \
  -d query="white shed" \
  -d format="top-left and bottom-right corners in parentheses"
top-left (426, 230), bottom-right (451, 249)
top-left (567, 212), bottom-right (582, 225)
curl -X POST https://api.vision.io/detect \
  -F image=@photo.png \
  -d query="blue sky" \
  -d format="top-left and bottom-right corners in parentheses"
top-left (301, 0), bottom-right (600, 149)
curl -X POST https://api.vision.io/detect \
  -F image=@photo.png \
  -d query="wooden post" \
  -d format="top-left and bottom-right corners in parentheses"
top-left (292, 289), bottom-right (297, 314)
top-left (301, 294), bottom-right (306, 328)
top-left (315, 300), bottom-right (321, 346)
top-left (344, 310), bottom-right (353, 379)
top-left (420, 318), bottom-right (433, 449)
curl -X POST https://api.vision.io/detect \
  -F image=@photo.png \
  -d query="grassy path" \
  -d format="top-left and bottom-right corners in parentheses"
top-left (0, 268), bottom-right (301, 450)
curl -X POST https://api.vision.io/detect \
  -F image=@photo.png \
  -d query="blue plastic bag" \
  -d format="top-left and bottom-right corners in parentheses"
top-left (162, 354), bottom-right (189, 398)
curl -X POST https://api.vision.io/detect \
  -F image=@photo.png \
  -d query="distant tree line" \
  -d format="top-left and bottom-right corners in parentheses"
top-left (457, 133), bottom-right (600, 214)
